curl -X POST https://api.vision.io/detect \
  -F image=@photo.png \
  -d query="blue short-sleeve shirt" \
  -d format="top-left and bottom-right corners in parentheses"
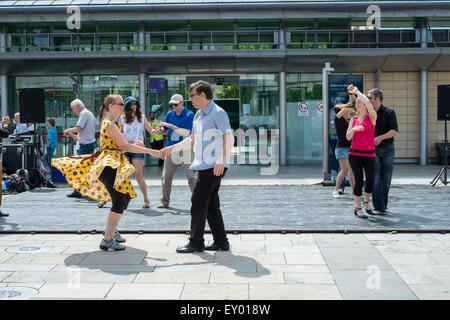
top-left (191, 100), bottom-right (232, 171)
top-left (164, 108), bottom-right (194, 146)
top-left (46, 127), bottom-right (58, 150)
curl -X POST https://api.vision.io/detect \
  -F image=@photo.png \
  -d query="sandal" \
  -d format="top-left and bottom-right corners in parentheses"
top-left (97, 201), bottom-right (106, 208)
top-left (142, 200), bottom-right (150, 209)
top-left (354, 207), bottom-right (368, 219)
top-left (363, 201), bottom-right (374, 215)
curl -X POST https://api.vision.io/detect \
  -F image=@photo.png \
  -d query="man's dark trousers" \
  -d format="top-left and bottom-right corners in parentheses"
top-left (373, 143), bottom-right (395, 212)
top-left (189, 168), bottom-right (228, 248)
top-left (71, 142), bottom-right (96, 197)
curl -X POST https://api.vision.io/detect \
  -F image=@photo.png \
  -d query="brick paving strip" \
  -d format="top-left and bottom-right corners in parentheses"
top-left (1, 184), bottom-right (449, 231)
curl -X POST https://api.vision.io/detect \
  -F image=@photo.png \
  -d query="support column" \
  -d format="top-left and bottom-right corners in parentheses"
top-left (139, 73), bottom-right (146, 115)
top-left (322, 62), bottom-right (334, 181)
top-left (375, 69), bottom-right (380, 88)
top-left (420, 70), bottom-right (428, 165)
top-left (421, 27), bottom-right (428, 49)
top-left (1, 27), bottom-right (7, 117)
top-left (1, 75), bottom-right (7, 117)
top-left (279, 71), bottom-right (286, 166)
top-left (139, 22), bottom-right (145, 51)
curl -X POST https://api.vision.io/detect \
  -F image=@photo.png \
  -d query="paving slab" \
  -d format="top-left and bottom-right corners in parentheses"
top-left (249, 284), bottom-right (342, 300)
top-left (36, 283), bottom-right (113, 299)
top-left (331, 269), bottom-right (417, 300)
top-left (0, 264), bottom-right (55, 272)
top-left (3, 271), bottom-right (74, 283)
top-left (256, 264), bottom-right (330, 273)
top-left (209, 272), bottom-right (285, 284)
top-left (0, 272), bottom-right (12, 281)
top-left (69, 271), bottom-right (138, 283)
top-left (154, 263), bottom-right (257, 273)
top-left (52, 264), bottom-right (156, 273)
top-left (0, 234), bottom-right (25, 241)
top-left (213, 253), bottom-right (286, 265)
top-left (181, 284), bottom-right (248, 300)
top-left (106, 283), bottom-right (184, 300)
top-left (409, 284), bottom-right (450, 300)
top-left (381, 253), bottom-right (439, 266)
top-left (321, 247), bottom-right (393, 270)
top-left (397, 272), bottom-right (450, 285)
top-left (134, 272), bottom-right (210, 284)
top-left (80, 252), bottom-right (147, 265)
top-left (371, 240), bottom-right (431, 254)
top-left (5, 282), bottom-right (45, 290)
top-left (0, 254), bottom-right (14, 264)
top-left (313, 234), bottom-right (373, 248)
top-left (428, 253), bottom-right (450, 265)
top-left (5, 253), bottom-right (87, 265)
top-left (144, 252), bottom-right (214, 265)
top-left (284, 253), bottom-right (326, 265)
top-left (283, 272), bottom-right (336, 285)
top-left (265, 245), bottom-right (321, 254)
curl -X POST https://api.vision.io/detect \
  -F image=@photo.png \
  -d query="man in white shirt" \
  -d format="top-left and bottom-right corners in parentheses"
top-left (64, 99), bottom-right (99, 198)
top-left (12, 113), bottom-right (27, 134)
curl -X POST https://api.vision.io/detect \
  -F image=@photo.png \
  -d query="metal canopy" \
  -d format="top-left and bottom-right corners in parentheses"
top-left (1, 48), bottom-right (449, 75)
top-left (1, 1), bottom-right (450, 22)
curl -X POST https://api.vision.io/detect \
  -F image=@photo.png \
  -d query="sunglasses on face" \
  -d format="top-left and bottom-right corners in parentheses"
top-left (114, 102), bottom-right (125, 106)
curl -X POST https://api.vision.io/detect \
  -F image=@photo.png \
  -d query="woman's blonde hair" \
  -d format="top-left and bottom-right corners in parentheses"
top-left (99, 94), bottom-right (122, 123)
top-left (334, 100), bottom-right (357, 118)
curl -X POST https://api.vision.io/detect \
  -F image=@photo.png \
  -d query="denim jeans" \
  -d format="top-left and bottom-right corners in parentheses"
top-left (78, 142), bottom-right (96, 155)
top-left (45, 147), bottom-right (55, 168)
top-left (71, 142), bottom-right (96, 196)
top-left (372, 143), bottom-right (395, 212)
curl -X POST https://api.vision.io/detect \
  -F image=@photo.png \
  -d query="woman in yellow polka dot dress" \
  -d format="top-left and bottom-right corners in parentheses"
top-left (52, 94), bottom-right (163, 251)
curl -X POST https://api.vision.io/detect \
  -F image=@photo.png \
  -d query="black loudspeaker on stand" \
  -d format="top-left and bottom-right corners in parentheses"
top-left (431, 85), bottom-right (450, 186)
top-left (18, 88), bottom-right (45, 172)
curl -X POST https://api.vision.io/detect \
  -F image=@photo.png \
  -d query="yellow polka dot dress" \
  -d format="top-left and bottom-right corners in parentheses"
top-left (52, 120), bottom-right (137, 202)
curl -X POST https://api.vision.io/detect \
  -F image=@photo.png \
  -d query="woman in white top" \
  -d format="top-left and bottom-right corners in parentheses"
top-left (118, 97), bottom-right (155, 208)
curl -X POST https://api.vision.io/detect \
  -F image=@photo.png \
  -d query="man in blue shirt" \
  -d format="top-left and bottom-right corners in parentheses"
top-left (161, 81), bottom-right (234, 253)
top-left (153, 93), bottom-right (196, 208)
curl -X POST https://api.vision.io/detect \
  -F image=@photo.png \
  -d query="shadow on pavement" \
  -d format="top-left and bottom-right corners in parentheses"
top-left (64, 246), bottom-right (152, 276)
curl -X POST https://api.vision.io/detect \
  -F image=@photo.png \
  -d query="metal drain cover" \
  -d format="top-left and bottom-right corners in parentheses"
top-left (0, 287), bottom-right (38, 300)
top-left (6, 245), bottom-right (66, 254)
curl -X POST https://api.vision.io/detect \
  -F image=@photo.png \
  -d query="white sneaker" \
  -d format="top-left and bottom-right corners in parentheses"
top-left (332, 190), bottom-right (340, 198)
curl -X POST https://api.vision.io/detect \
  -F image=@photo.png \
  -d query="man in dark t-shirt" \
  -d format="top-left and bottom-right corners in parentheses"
top-left (367, 88), bottom-right (398, 214)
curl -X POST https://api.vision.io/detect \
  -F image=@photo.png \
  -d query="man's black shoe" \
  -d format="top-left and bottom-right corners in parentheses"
top-left (67, 192), bottom-right (82, 198)
top-left (205, 242), bottom-right (230, 251)
top-left (176, 244), bottom-right (204, 253)
top-left (0, 211), bottom-right (9, 217)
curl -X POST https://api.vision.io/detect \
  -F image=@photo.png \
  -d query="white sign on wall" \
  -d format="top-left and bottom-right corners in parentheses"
top-left (298, 102), bottom-right (309, 117)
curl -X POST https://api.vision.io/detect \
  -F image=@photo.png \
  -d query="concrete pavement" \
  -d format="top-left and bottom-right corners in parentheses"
top-left (0, 232), bottom-right (449, 300)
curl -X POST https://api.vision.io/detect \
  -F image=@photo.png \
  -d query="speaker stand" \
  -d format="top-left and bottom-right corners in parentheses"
top-left (431, 118), bottom-right (448, 186)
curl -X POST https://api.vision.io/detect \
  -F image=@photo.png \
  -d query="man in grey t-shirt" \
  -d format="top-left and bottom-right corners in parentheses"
top-left (64, 99), bottom-right (99, 198)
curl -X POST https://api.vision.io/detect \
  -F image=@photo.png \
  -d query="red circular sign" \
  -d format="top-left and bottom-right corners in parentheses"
top-left (298, 102), bottom-right (309, 113)
top-left (317, 102), bottom-right (324, 113)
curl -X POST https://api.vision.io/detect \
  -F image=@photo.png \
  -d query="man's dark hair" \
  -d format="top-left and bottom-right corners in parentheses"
top-left (189, 80), bottom-right (213, 100)
top-left (47, 119), bottom-right (55, 127)
top-left (369, 88), bottom-right (383, 102)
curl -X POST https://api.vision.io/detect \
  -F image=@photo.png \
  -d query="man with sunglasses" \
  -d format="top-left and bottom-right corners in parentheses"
top-left (367, 88), bottom-right (398, 214)
top-left (154, 93), bottom-right (196, 208)
top-left (64, 99), bottom-right (99, 198)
